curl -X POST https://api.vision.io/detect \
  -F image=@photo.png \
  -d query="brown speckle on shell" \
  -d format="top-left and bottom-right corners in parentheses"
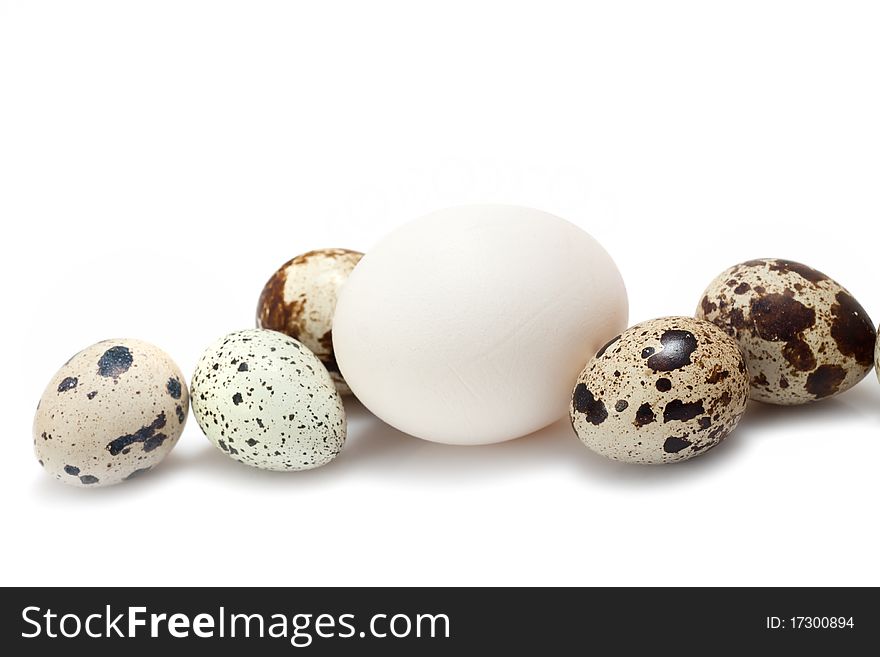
top-left (256, 248), bottom-right (363, 394)
top-left (829, 291), bottom-right (875, 367)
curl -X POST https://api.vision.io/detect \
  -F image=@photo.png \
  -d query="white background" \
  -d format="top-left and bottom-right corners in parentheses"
top-left (2, 1), bottom-right (879, 587)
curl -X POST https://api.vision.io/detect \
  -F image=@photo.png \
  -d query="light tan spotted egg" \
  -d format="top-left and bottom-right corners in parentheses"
top-left (570, 317), bottom-right (749, 464)
top-left (33, 339), bottom-right (189, 487)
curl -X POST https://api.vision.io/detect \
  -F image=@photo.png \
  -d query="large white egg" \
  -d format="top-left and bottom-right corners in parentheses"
top-left (333, 205), bottom-right (628, 444)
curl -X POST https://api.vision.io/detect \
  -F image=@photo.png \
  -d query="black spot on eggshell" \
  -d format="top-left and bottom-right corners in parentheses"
top-left (97, 346), bottom-right (133, 378)
top-left (57, 377), bottom-right (78, 393)
top-left (768, 259), bottom-right (827, 284)
top-left (727, 308), bottom-right (748, 331)
top-left (782, 337), bottom-right (817, 372)
top-left (143, 434), bottom-right (168, 452)
top-left (232, 392), bottom-right (244, 406)
top-left (106, 412), bottom-right (168, 456)
top-left (166, 377), bottom-right (182, 399)
top-left (614, 400), bottom-right (628, 412)
top-left (79, 475), bottom-right (99, 485)
top-left (655, 378), bottom-right (672, 392)
top-left (87, 391), bottom-right (98, 400)
top-left (175, 405), bottom-right (185, 424)
top-left (749, 294), bottom-right (815, 341)
top-left (663, 399), bottom-right (705, 423)
top-left (64, 465), bottom-right (80, 476)
top-left (634, 402), bottom-right (656, 427)
top-left (573, 383), bottom-right (607, 425)
top-left (646, 330), bottom-right (698, 371)
top-left (829, 291), bottom-right (876, 366)
top-left (805, 364), bottom-right (847, 399)
top-left (663, 436), bottom-right (692, 453)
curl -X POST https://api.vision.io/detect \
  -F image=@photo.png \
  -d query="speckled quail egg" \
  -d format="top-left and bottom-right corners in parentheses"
top-left (256, 248), bottom-right (363, 394)
top-left (33, 339), bottom-right (189, 487)
top-left (696, 258), bottom-right (875, 405)
top-left (570, 317), bottom-right (749, 464)
top-left (190, 329), bottom-right (346, 471)
top-left (875, 331), bottom-right (880, 386)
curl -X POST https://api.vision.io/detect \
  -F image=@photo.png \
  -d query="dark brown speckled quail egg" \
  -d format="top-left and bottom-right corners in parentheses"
top-left (696, 258), bottom-right (875, 405)
top-left (256, 248), bottom-right (363, 395)
top-left (33, 339), bottom-right (189, 487)
top-left (570, 317), bottom-right (749, 464)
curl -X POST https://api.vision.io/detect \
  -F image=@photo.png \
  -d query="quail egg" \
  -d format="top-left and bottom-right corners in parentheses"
top-left (33, 339), bottom-right (189, 487)
top-left (256, 248), bottom-right (363, 394)
top-left (875, 331), bottom-right (880, 387)
top-left (697, 258), bottom-right (875, 404)
top-left (570, 317), bottom-right (749, 464)
top-left (191, 329), bottom-right (346, 471)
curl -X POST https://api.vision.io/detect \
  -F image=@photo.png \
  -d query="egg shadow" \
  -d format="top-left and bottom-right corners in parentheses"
top-left (333, 381), bottom-right (880, 488)
top-left (29, 435), bottom-right (228, 504)
top-left (31, 453), bottom-right (180, 504)
top-left (32, 378), bottom-right (880, 499)
top-left (338, 399), bottom-right (589, 481)
top-left (733, 376), bottom-right (880, 439)
top-left (322, 398), bottom-right (752, 489)
top-left (149, 400), bottom-right (600, 489)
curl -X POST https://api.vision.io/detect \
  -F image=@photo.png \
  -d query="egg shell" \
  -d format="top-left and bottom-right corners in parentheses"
top-left (696, 258), bottom-right (875, 405)
top-left (570, 317), bottom-right (749, 464)
top-left (33, 339), bottom-right (189, 487)
top-left (332, 204), bottom-right (628, 445)
top-left (256, 248), bottom-right (363, 395)
top-left (190, 329), bottom-right (346, 471)
top-left (875, 330), bottom-right (880, 385)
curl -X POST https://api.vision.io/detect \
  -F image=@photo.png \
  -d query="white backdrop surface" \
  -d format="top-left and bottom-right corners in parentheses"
top-left (2, 1), bottom-right (879, 586)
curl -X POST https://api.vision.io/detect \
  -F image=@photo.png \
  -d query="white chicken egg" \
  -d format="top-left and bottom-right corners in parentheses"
top-left (332, 205), bottom-right (628, 445)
